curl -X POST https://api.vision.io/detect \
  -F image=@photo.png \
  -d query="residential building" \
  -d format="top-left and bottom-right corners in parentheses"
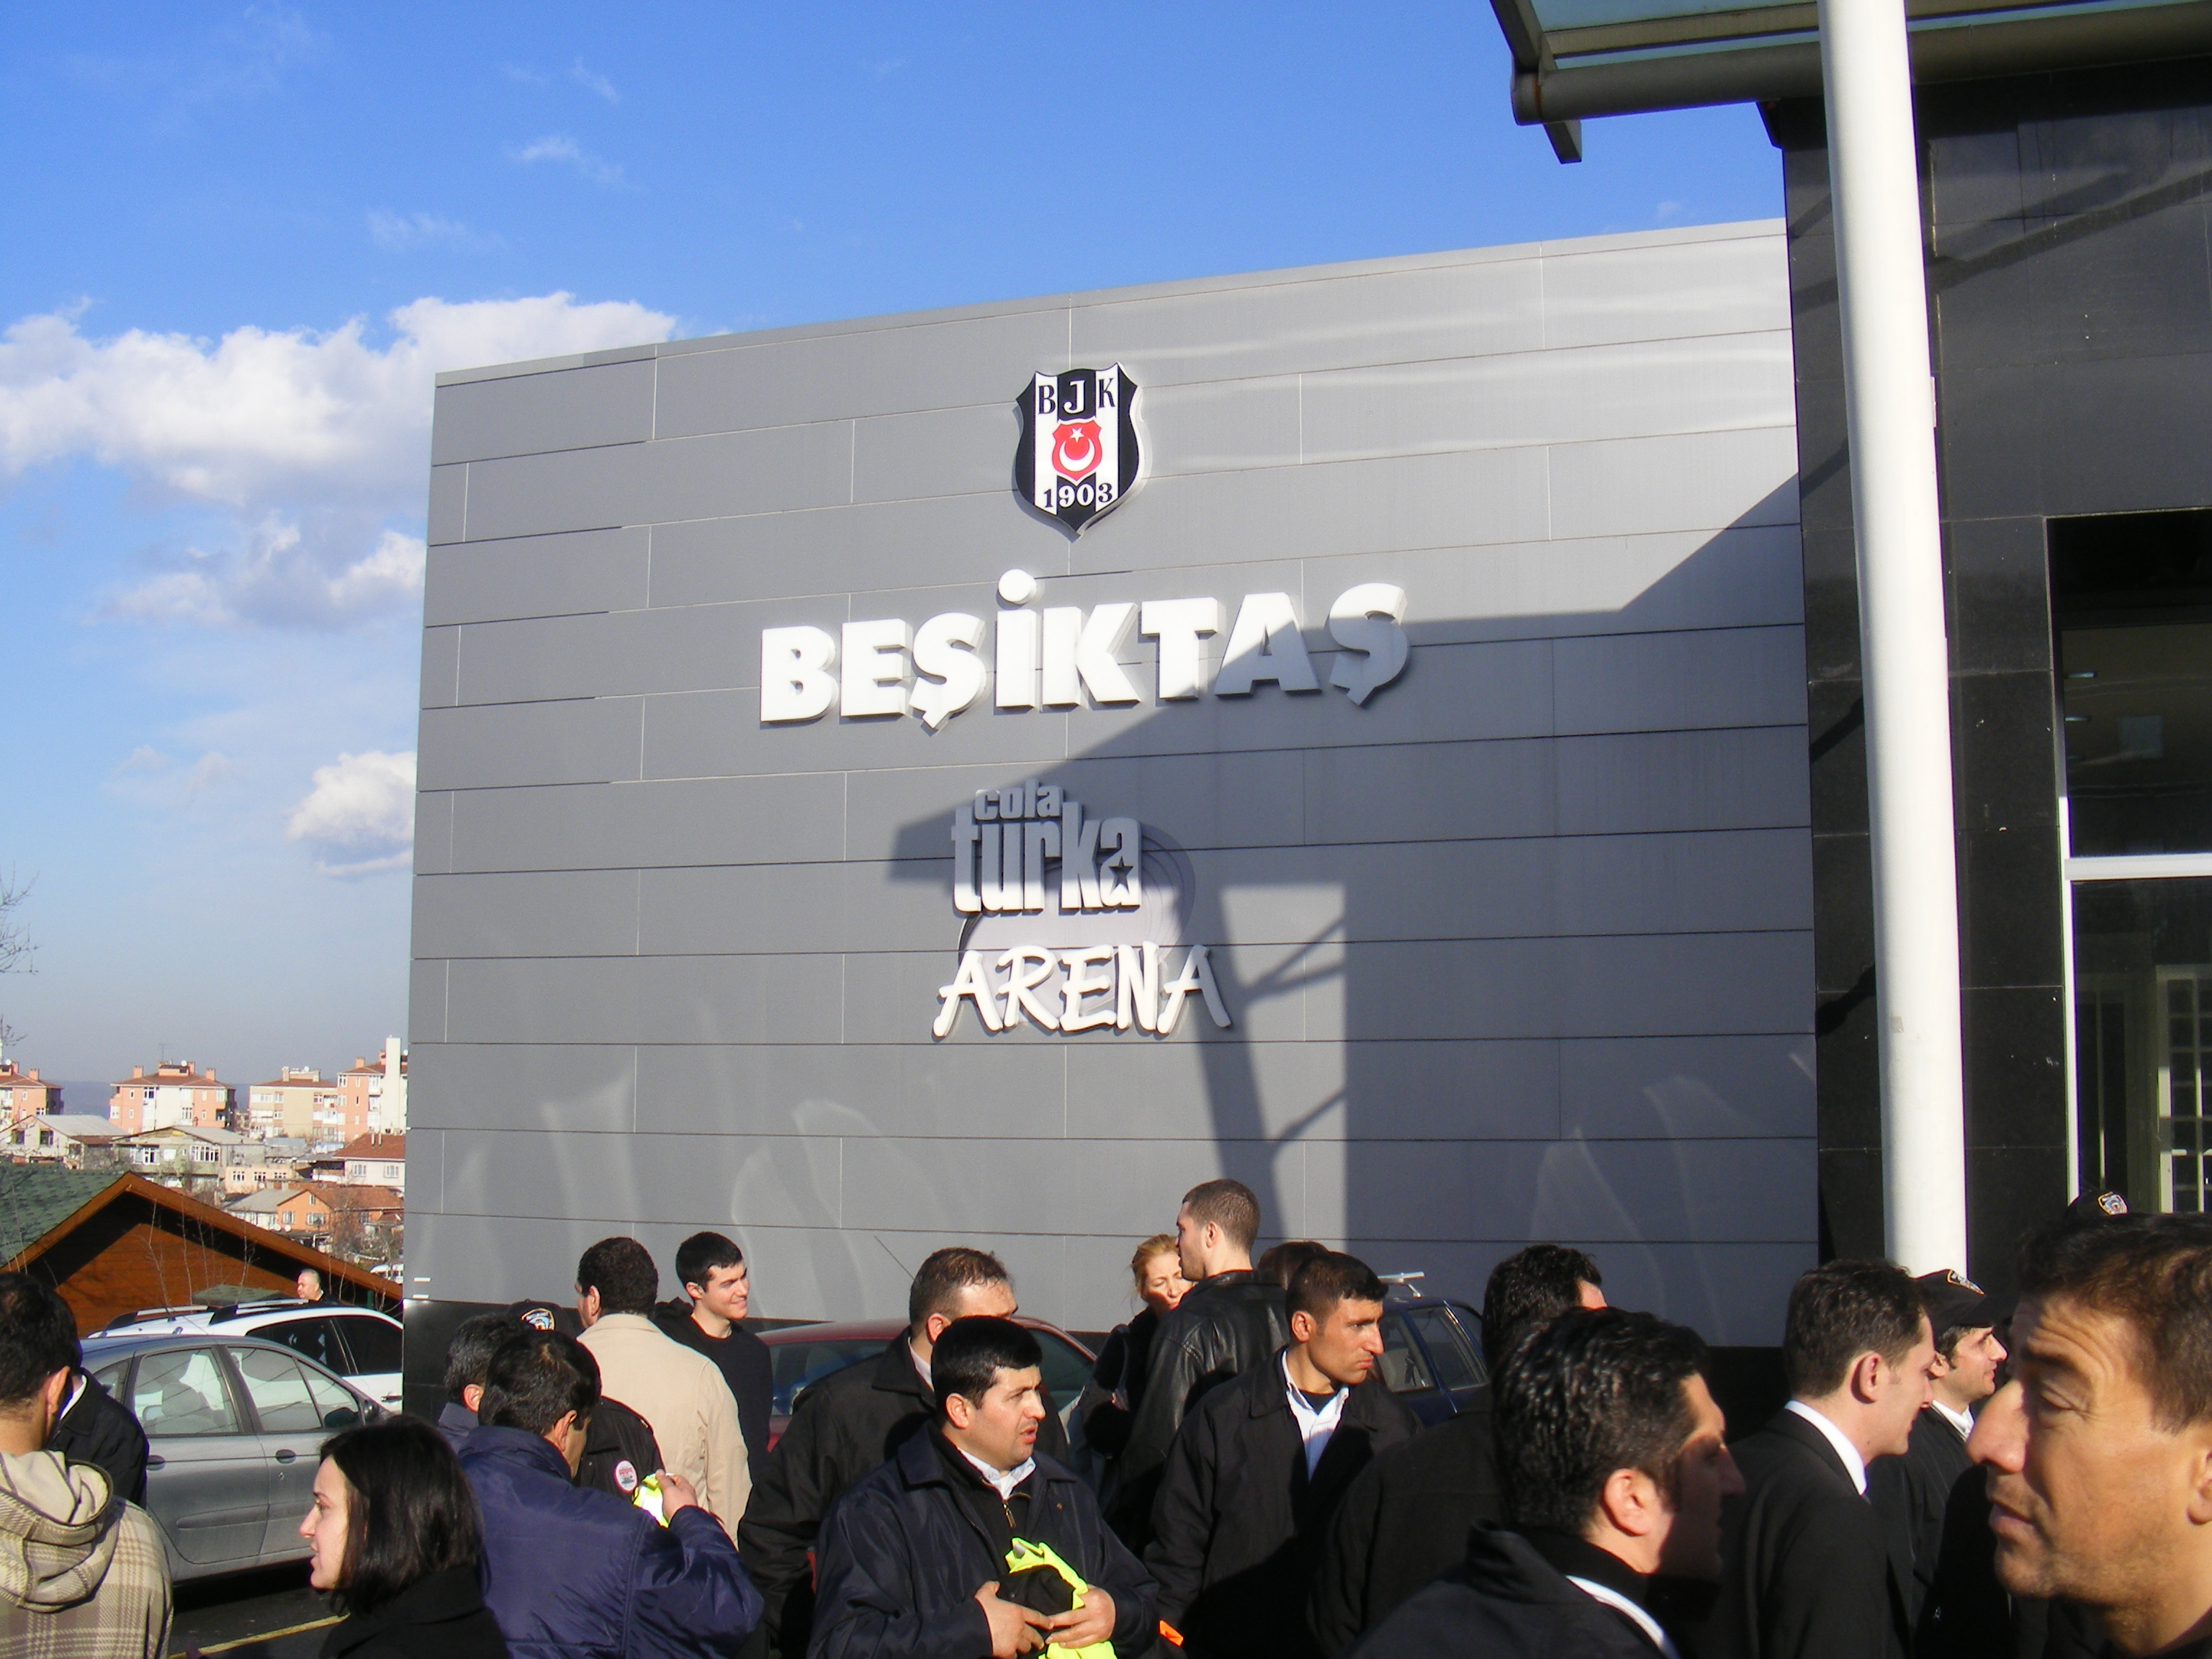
top-left (0, 1062), bottom-right (60, 1125)
top-left (337, 1040), bottom-right (406, 1138)
top-left (4, 1115), bottom-right (122, 1167)
top-left (332, 1132), bottom-right (405, 1195)
top-left (105, 1125), bottom-right (259, 1195)
top-left (109, 1061), bottom-right (235, 1134)
top-left (246, 1067), bottom-right (338, 1140)
top-left (228, 1181), bottom-right (403, 1256)
top-left (221, 1161), bottom-right (307, 1197)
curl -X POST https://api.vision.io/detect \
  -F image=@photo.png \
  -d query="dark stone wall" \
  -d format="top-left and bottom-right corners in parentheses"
top-left (1765, 60), bottom-right (2212, 1292)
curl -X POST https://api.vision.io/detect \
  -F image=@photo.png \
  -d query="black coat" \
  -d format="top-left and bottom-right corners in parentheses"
top-left (738, 1336), bottom-right (1068, 1659)
top-left (1691, 1408), bottom-right (1913, 1659)
top-left (809, 1429), bottom-right (1156, 1659)
top-left (48, 1370), bottom-right (149, 1505)
top-left (580, 1398), bottom-right (667, 1504)
top-left (1309, 1390), bottom-right (1503, 1657)
top-left (320, 1564), bottom-right (511, 1659)
top-left (1868, 1408), bottom-right (1973, 1632)
top-left (653, 1300), bottom-right (775, 1470)
top-left (1146, 1354), bottom-right (1423, 1659)
top-left (1111, 1271), bottom-right (1289, 1543)
top-left (1079, 1308), bottom-right (1162, 1460)
top-left (1344, 1525), bottom-right (1668, 1659)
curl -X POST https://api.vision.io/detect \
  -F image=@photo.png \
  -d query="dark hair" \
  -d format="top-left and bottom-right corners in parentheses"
top-left (480, 1329), bottom-right (600, 1437)
top-left (319, 1417), bottom-right (482, 1619)
top-left (1482, 1245), bottom-right (1604, 1371)
top-left (443, 1313), bottom-right (520, 1404)
top-left (577, 1236), bottom-right (659, 1316)
top-left (2018, 1213), bottom-right (2212, 1430)
top-left (1783, 1259), bottom-right (1928, 1397)
top-left (675, 1232), bottom-right (745, 1295)
top-left (932, 1316), bottom-right (1043, 1416)
top-left (1287, 1251), bottom-right (1387, 1322)
top-left (0, 1274), bottom-right (78, 1409)
top-left (1256, 1240), bottom-right (1331, 1289)
top-left (907, 1246), bottom-right (1011, 1333)
top-left (1496, 1307), bottom-right (1709, 1534)
top-left (1181, 1179), bottom-right (1260, 1252)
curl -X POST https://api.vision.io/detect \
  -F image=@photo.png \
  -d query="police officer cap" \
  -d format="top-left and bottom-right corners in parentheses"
top-left (503, 1298), bottom-right (582, 1337)
top-left (2064, 1189), bottom-right (2130, 1222)
top-left (1914, 1268), bottom-right (1998, 1336)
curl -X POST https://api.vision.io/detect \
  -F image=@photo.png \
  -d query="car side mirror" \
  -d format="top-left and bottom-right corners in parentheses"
top-left (322, 1408), bottom-right (361, 1429)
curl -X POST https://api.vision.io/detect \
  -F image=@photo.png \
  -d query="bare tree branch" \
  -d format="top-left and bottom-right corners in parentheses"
top-left (0, 872), bottom-right (31, 1051)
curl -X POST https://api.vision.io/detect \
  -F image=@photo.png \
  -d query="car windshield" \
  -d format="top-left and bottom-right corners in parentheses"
top-left (771, 1340), bottom-right (886, 1416)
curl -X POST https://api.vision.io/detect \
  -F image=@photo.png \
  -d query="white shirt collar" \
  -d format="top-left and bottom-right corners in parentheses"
top-left (1280, 1354), bottom-right (1352, 1474)
top-left (1566, 1577), bottom-right (1679, 1658)
top-left (909, 1339), bottom-right (932, 1390)
top-left (953, 1444), bottom-right (1035, 1501)
top-left (1931, 1399), bottom-right (1975, 1439)
top-left (1785, 1399), bottom-right (1869, 1495)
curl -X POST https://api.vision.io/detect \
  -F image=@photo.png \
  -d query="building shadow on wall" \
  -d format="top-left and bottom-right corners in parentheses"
top-left (876, 480), bottom-right (1814, 1347)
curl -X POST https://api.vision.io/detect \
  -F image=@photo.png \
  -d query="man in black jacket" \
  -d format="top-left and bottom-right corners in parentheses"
top-left (47, 1347), bottom-right (149, 1506)
top-left (1696, 1259), bottom-right (1934, 1659)
top-left (1110, 1178), bottom-right (1289, 1545)
top-left (1349, 1306), bottom-right (1741, 1658)
top-left (811, 1316), bottom-right (1156, 1659)
top-left (739, 1246), bottom-right (1067, 1659)
top-left (1868, 1270), bottom-right (2006, 1641)
top-left (1309, 1243), bottom-right (1606, 1656)
top-left (1147, 1251), bottom-right (1421, 1659)
top-left (652, 1231), bottom-right (775, 1467)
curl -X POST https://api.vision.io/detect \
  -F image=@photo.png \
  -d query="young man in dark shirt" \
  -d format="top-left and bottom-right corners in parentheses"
top-left (652, 1231), bottom-right (774, 1467)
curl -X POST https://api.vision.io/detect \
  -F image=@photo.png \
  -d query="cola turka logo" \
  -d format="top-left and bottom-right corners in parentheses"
top-left (1015, 366), bottom-right (1139, 534)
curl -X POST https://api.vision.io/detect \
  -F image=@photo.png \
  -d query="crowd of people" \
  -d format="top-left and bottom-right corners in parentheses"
top-left (6, 1179), bottom-right (2212, 1659)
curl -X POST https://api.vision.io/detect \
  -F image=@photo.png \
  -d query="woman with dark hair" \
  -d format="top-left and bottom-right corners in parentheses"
top-left (302, 1416), bottom-right (508, 1658)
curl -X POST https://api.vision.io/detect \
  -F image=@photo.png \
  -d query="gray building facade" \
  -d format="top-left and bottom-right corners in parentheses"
top-left (405, 219), bottom-right (1813, 1349)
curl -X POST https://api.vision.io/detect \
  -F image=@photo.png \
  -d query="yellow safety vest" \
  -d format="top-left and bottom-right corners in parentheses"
top-left (1004, 1537), bottom-right (1115, 1659)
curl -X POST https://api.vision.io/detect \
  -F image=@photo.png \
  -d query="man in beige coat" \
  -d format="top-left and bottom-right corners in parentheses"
top-left (576, 1237), bottom-right (751, 1529)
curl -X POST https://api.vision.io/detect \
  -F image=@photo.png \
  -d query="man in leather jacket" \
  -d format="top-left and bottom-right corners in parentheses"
top-left (1107, 1178), bottom-right (1287, 1547)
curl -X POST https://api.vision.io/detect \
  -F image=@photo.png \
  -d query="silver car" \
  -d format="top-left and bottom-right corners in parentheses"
top-left (81, 1331), bottom-right (385, 1581)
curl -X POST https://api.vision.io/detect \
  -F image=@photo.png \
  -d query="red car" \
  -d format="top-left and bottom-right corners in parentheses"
top-left (756, 1317), bottom-right (1097, 1452)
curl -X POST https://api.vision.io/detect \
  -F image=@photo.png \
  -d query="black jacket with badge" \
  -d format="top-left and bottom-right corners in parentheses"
top-left (1110, 1271), bottom-right (1289, 1543)
top-left (1688, 1408), bottom-right (1912, 1659)
top-left (1869, 1406), bottom-right (1974, 1634)
top-left (1145, 1353), bottom-right (1423, 1659)
top-left (318, 1563), bottom-right (512, 1659)
top-left (47, 1369), bottom-right (150, 1506)
top-left (809, 1429), bottom-right (1156, 1659)
top-left (652, 1298), bottom-right (776, 1470)
top-left (1344, 1524), bottom-right (1671, 1659)
top-left (1308, 1388), bottom-right (1503, 1657)
top-left (738, 1336), bottom-right (1067, 1659)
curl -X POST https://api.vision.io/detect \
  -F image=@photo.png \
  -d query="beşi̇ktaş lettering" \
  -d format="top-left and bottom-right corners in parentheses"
top-left (932, 778), bottom-right (1231, 1040)
top-left (762, 570), bottom-right (1409, 727)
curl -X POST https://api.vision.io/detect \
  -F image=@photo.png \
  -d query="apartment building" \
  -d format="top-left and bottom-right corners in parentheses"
top-left (337, 1040), bottom-right (406, 1138)
top-left (0, 1062), bottom-right (60, 1125)
top-left (109, 1061), bottom-right (235, 1134)
top-left (246, 1067), bottom-right (339, 1140)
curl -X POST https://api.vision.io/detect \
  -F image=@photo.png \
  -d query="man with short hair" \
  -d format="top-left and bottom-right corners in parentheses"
top-left (295, 1267), bottom-right (324, 1303)
top-left (439, 1311), bottom-right (525, 1449)
top-left (739, 1246), bottom-right (1069, 1659)
top-left (811, 1317), bottom-right (1156, 1659)
top-left (0, 1273), bottom-right (169, 1659)
top-left (1310, 1241), bottom-right (1606, 1657)
top-left (1111, 1178), bottom-right (1291, 1544)
top-left (1147, 1251), bottom-right (1423, 1659)
top-left (1869, 1270), bottom-right (2006, 1635)
top-left (576, 1236), bottom-right (750, 1528)
top-left (461, 1328), bottom-right (761, 1659)
top-left (1968, 1213), bottom-right (2212, 1658)
top-left (1349, 1306), bottom-right (1740, 1657)
top-left (1701, 1259), bottom-right (1935, 1659)
top-left (652, 1231), bottom-right (774, 1467)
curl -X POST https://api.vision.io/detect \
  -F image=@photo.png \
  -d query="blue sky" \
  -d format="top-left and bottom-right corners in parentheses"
top-left (0, 4), bottom-right (1781, 1093)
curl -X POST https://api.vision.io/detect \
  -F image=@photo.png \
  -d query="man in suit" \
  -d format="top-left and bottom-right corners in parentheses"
top-left (1701, 1258), bottom-right (1935, 1659)
top-left (1146, 1251), bottom-right (1423, 1659)
top-left (1969, 1213), bottom-right (2212, 1659)
top-left (1869, 1270), bottom-right (2007, 1642)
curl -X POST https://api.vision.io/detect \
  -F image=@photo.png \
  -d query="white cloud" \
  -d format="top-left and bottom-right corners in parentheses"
top-left (368, 211), bottom-right (503, 253)
top-left (509, 135), bottom-right (625, 186)
top-left (0, 292), bottom-right (675, 626)
top-left (571, 60), bottom-right (620, 102)
top-left (287, 750), bottom-right (416, 876)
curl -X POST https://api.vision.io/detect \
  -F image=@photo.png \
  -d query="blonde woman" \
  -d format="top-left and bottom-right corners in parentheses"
top-left (1079, 1235), bottom-right (1189, 1475)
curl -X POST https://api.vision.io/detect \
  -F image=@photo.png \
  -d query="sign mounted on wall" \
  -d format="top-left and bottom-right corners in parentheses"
top-left (932, 778), bottom-right (1231, 1040)
top-left (1015, 365), bottom-right (1140, 534)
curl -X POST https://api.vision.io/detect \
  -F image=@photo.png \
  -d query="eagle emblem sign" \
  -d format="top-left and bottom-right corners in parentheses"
top-left (1015, 365), bottom-right (1140, 534)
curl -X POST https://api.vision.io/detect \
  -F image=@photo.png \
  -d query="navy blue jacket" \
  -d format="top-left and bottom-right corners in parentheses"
top-left (810, 1430), bottom-right (1157, 1659)
top-left (461, 1425), bottom-right (763, 1659)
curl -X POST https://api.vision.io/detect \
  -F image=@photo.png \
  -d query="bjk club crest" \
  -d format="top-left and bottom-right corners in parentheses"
top-left (1015, 365), bottom-right (1140, 534)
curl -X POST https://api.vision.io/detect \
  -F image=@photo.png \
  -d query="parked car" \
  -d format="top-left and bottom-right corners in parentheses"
top-left (80, 1330), bottom-right (384, 1582)
top-left (757, 1318), bottom-right (1096, 1451)
top-left (1375, 1290), bottom-right (1488, 1424)
top-left (102, 1298), bottom-right (404, 1410)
